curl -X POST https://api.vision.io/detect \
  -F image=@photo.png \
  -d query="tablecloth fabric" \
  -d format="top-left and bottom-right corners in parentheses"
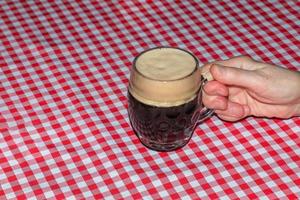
top-left (1, 1), bottom-right (300, 199)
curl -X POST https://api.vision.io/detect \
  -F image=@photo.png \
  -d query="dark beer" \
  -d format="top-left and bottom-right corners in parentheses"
top-left (128, 92), bottom-right (199, 151)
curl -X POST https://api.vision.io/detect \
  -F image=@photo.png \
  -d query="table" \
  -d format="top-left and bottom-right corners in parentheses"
top-left (1, 1), bottom-right (299, 199)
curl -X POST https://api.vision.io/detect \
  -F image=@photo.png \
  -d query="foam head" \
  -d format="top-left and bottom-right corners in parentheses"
top-left (129, 47), bottom-right (202, 107)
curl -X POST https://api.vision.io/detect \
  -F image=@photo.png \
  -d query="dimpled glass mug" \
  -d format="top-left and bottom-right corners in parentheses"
top-left (128, 47), bottom-right (213, 151)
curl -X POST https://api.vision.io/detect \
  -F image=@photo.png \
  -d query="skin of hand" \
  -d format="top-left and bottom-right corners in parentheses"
top-left (202, 56), bottom-right (300, 122)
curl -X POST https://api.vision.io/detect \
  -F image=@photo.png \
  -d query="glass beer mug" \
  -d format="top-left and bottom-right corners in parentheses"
top-left (128, 47), bottom-right (213, 151)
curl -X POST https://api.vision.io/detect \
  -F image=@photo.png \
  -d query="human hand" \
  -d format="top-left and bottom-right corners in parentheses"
top-left (202, 56), bottom-right (300, 121)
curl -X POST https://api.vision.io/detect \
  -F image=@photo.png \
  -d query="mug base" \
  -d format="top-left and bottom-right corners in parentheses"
top-left (137, 134), bottom-right (192, 152)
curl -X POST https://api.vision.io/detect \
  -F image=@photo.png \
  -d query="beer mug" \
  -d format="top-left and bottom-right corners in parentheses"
top-left (128, 47), bottom-right (213, 151)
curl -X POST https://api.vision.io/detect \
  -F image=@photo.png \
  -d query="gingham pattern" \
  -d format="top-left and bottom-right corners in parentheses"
top-left (0, 1), bottom-right (299, 199)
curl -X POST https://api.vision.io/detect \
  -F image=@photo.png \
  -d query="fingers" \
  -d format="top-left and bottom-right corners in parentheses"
top-left (210, 64), bottom-right (261, 90)
top-left (202, 81), bottom-right (228, 110)
top-left (216, 114), bottom-right (241, 122)
top-left (215, 102), bottom-right (250, 122)
top-left (202, 92), bottom-right (228, 110)
top-left (203, 90), bottom-right (250, 121)
top-left (203, 87), bottom-right (251, 121)
top-left (203, 81), bottom-right (229, 96)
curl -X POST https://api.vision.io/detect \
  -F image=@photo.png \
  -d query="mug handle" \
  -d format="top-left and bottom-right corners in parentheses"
top-left (191, 74), bottom-right (214, 128)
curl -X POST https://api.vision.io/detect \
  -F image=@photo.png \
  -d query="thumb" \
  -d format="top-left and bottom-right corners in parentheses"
top-left (210, 64), bottom-right (260, 89)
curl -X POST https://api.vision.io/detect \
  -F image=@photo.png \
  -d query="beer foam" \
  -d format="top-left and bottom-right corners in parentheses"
top-left (135, 47), bottom-right (196, 81)
top-left (129, 47), bottom-right (202, 107)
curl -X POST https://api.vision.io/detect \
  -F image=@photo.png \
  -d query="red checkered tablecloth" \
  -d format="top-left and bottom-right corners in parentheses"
top-left (1, 1), bottom-right (299, 199)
